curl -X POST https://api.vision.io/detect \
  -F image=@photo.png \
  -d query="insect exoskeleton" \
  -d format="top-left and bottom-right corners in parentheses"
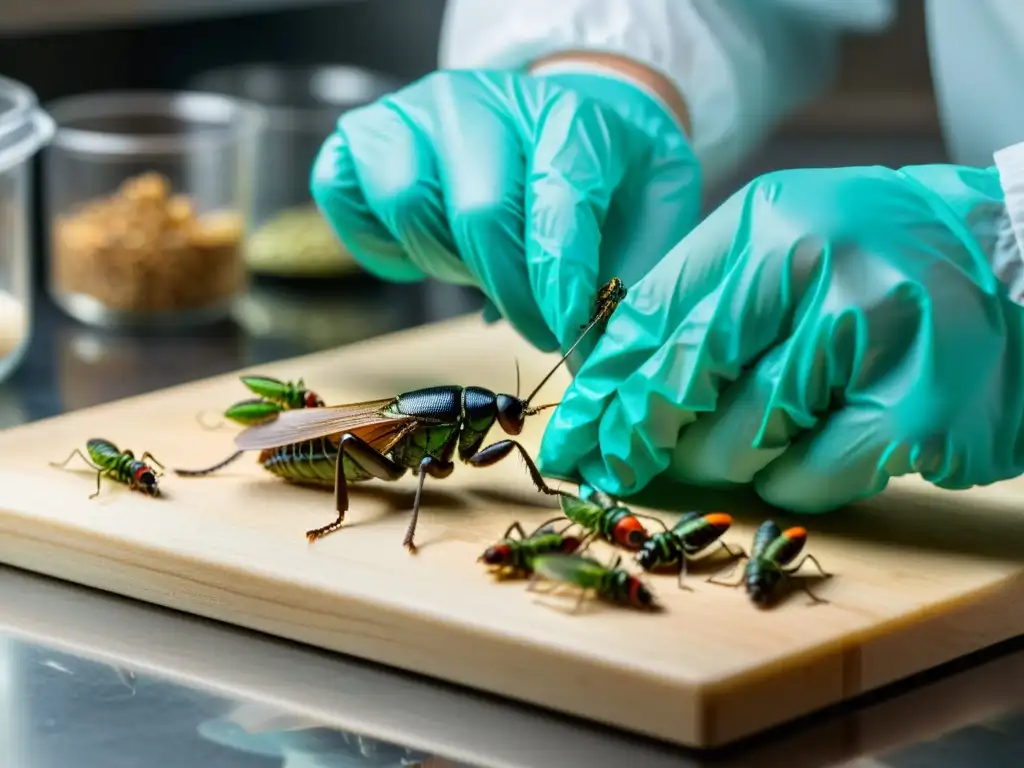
top-left (50, 438), bottom-right (164, 499)
top-left (176, 278), bottom-right (630, 554)
top-left (707, 520), bottom-right (832, 608)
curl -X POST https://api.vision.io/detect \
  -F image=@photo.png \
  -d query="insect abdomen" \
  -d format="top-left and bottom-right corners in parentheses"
top-left (260, 439), bottom-right (341, 486)
top-left (766, 527), bottom-right (807, 567)
top-left (746, 559), bottom-right (782, 606)
top-left (86, 438), bottom-right (121, 468)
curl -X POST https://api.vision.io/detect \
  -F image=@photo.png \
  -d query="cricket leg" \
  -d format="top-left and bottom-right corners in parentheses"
top-left (503, 521), bottom-right (529, 540)
top-left (785, 554), bottom-right (832, 580)
top-left (532, 516), bottom-right (571, 535)
top-left (570, 586), bottom-right (589, 615)
top-left (306, 433), bottom-right (406, 543)
top-left (706, 556), bottom-right (748, 587)
top-left (634, 513), bottom-right (670, 532)
top-left (50, 449), bottom-right (106, 499)
top-left (403, 456), bottom-right (455, 553)
top-left (677, 556), bottom-right (694, 592)
top-left (140, 452), bottom-right (166, 474)
top-left (469, 440), bottom-right (565, 498)
top-left (785, 554), bottom-right (832, 605)
top-left (574, 530), bottom-right (599, 555)
top-left (719, 542), bottom-right (747, 560)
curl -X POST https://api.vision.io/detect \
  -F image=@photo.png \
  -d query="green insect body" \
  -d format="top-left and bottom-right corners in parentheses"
top-left (219, 376), bottom-right (326, 427)
top-left (240, 375), bottom-right (324, 410)
top-left (479, 521), bottom-right (585, 577)
top-left (635, 511), bottom-right (742, 589)
top-left (50, 438), bottom-right (164, 499)
top-left (529, 554), bottom-right (658, 612)
top-left (223, 398), bottom-right (289, 426)
top-left (541, 486), bottom-right (652, 551)
top-left (708, 520), bottom-right (832, 608)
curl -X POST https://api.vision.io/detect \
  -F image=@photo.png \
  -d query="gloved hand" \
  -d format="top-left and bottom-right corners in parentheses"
top-left (539, 163), bottom-right (1024, 511)
top-left (311, 68), bottom-right (700, 363)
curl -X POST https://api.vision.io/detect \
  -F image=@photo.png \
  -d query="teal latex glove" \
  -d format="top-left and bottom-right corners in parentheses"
top-left (311, 68), bottom-right (700, 364)
top-left (539, 163), bottom-right (1024, 511)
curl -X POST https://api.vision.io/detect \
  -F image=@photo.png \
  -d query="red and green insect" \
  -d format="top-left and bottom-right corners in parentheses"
top-left (528, 553), bottom-right (659, 613)
top-left (50, 438), bottom-right (164, 499)
top-left (534, 485), bottom-right (658, 551)
top-left (635, 511), bottom-right (744, 589)
top-left (479, 521), bottom-right (586, 579)
top-left (213, 375), bottom-right (326, 428)
top-left (707, 520), bottom-right (831, 608)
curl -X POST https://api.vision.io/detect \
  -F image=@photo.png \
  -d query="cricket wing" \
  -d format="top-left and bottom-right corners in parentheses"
top-left (531, 554), bottom-right (603, 584)
top-left (233, 398), bottom-right (409, 450)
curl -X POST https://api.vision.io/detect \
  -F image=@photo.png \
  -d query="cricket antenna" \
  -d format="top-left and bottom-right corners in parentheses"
top-left (514, 358), bottom-right (521, 399)
top-left (523, 312), bottom-right (604, 406)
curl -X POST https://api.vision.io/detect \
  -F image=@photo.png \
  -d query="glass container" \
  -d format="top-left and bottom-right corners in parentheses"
top-left (44, 91), bottom-right (264, 330)
top-left (188, 64), bottom-right (404, 279)
top-left (0, 75), bottom-right (54, 382)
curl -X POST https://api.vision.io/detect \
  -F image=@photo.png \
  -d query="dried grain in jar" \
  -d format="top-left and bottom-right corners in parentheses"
top-left (52, 172), bottom-right (246, 314)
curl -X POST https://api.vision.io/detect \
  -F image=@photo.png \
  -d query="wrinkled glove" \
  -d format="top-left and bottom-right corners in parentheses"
top-left (311, 68), bottom-right (700, 364)
top-left (539, 163), bottom-right (1024, 511)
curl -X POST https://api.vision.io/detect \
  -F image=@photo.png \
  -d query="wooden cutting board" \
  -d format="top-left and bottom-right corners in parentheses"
top-left (1, 315), bottom-right (1024, 749)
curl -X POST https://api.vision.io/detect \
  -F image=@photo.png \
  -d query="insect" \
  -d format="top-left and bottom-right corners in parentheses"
top-left (198, 375), bottom-right (325, 429)
top-left (528, 553), bottom-right (659, 613)
top-left (179, 277), bottom-right (627, 553)
top-left (581, 277), bottom-right (626, 329)
top-left (635, 511), bottom-right (745, 589)
top-left (533, 485), bottom-right (659, 552)
top-left (50, 438), bottom-right (164, 499)
top-left (479, 521), bottom-right (587, 579)
top-left (707, 520), bottom-right (832, 608)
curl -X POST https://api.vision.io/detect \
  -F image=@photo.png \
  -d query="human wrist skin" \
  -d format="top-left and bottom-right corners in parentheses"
top-left (528, 51), bottom-right (692, 139)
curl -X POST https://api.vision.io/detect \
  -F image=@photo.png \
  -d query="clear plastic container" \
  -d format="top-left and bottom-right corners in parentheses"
top-left (188, 65), bottom-right (403, 279)
top-left (44, 91), bottom-right (264, 329)
top-left (0, 76), bottom-right (54, 383)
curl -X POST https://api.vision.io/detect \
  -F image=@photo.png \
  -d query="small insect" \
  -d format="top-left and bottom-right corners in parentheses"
top-left (707, 520), bottom-right (832, 608)
top-left (533, 485), bottom-right (658, 551)
top-left (177, 277), bottom-right (628, 553)
top-left (635, 512), bottom-right (745, 589)
top-left (581, 277), bottom-right (627, 329)
top-left (198, 375), bottom-right (325, 429)
top-left (238, 375), bottom-right (325, 412)
top-left (479, 521), bottom-right (586, 579)
top-left (50, 438), bottom-right (164, 499)
top-left (528, 553), bottom-right (659, 613)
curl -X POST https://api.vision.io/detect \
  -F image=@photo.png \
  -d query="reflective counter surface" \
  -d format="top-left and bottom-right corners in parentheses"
top-left (4, 136), bottom-right (1024, 767)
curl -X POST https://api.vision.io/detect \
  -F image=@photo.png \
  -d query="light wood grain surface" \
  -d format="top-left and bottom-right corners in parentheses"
top-left (1, 315), bottom-right (1023, 748)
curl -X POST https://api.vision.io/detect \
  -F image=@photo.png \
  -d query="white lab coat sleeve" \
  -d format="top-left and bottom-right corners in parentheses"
top-left (438, 0), bottom-right (897, 190)
top-left (993, 141), bottom-right (1024, 303)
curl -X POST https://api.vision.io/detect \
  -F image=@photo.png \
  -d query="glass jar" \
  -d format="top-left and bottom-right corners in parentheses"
top-left (0, 76), bottom-right (54, 383)
top-left (44, 91), bottom-right (264, 329)
top-left (188, 65), bottom-right (403, 279)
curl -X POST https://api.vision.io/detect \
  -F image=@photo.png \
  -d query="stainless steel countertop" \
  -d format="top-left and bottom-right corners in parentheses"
top-left (4, 134), bottom-right (1023, 767)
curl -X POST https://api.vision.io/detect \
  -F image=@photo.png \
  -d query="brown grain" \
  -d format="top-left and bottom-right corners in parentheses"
top-left (52, 172), bottom-right (245, 312)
